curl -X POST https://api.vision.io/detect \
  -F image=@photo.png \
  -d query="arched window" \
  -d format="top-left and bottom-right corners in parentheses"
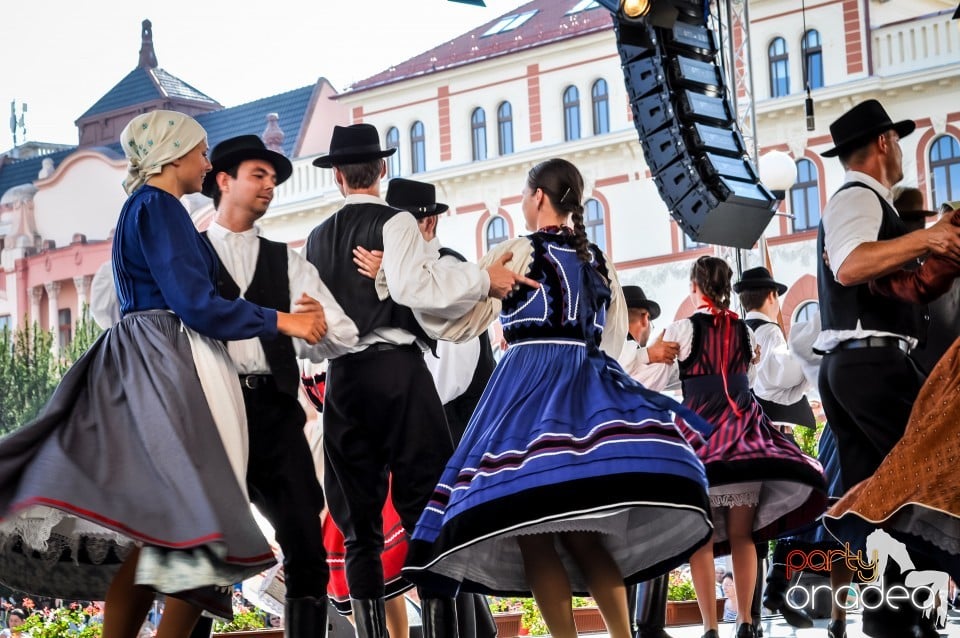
top-left (471, 108), bottom-right (487, 162)
top-left (584, 199), bottom-right (606, 252)
top-left (498, 101), bottom-right (514, 156)
top-left (790, 158), bottom-right (820, 231)
top-left (802, 29), bottom-right (823, 90)
top-left (591, 79), bottom-right (610, 135)
top-left (930, 135), bottom-right (960, 210)
top-left (485, 216), bottom-right (509, 250)
top-left (563, 85), bottom-right (581, 142)
top-left (385, 127), bottom-right (400, 178)
top-left (410, 121), bottom-right (426, 174)
top-left (793, 301), bottom-right (819, 325)
top-left (768, 37), bottom-right (790, 98)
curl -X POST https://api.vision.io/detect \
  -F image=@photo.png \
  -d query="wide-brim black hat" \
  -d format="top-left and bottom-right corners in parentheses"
top-left (821, 99), bottom-right (915, 158)
top-left (621, 285), bottom-right (661, 320)
top-left (313, 124), bottom-right (396, 168)
top-left (734, 266), bottom-right (787, 295)
top-left (201, 134), bottom-right (293, 197)
top-left (385, 178), bottom-right (449, 219)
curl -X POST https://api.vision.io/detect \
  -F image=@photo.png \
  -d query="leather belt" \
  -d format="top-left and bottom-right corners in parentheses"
top-left (825, 336), bottom-right (910, 355)
top-left (239, 374), bottom-right (274, 390)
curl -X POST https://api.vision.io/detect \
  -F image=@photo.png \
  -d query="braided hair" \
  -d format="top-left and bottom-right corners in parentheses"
top-left (691, 255), bottom-right (733, 309)
top-left (526, 158), bottom-right (592, 263)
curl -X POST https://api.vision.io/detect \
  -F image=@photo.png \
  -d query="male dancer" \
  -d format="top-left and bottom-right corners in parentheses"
top-left (385, 177), bottom-right (498, 638)
top-left (304, 124), bottom-right (535, 638)
top-left (816, 99), bottom-right (960, 638)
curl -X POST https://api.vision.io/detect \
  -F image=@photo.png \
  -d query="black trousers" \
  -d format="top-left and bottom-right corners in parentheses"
top-left (818, 346), bottom-right (924, 491)
top-left (324, 346), bottom-right (454, 599)
top-left (243, 382), bottom-right (328, 599)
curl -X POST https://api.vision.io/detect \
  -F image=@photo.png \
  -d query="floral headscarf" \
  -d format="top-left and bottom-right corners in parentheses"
top-left (120, 110), bottom-right (206, 195)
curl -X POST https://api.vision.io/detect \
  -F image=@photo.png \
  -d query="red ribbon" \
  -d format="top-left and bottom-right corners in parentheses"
top-left (697, 299), bottom-right (744, 418)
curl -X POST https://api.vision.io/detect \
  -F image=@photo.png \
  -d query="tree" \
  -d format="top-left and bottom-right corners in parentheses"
top-left (0, 308), bottom-right (103, 435)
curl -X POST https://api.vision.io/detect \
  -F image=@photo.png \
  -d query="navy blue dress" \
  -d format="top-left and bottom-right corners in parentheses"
top-left (403, 228), bottom-right (713, 596)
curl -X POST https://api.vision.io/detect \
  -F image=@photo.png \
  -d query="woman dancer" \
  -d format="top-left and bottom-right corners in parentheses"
top-left (0, 111), bottom-right (326, 638)
top-left (403, 158), bottom-right (713, 638)
top-left (657, 256), bottom-right (827, 638)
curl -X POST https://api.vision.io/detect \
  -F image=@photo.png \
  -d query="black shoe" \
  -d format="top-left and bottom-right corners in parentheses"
top-left (735, 623), bottom-right (755, 638)
top-left (700, 631), bottom-right (719, 638)
top-left (827, 619), bottom-right (846, 638)
top-left (635, 623), bottom-right (674, 638)
top-left (763, 596), bottom-right (814, 628)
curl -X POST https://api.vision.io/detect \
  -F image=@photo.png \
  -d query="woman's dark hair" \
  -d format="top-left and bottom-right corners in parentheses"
top-left (691, 256), bottom-right (733, 309)
top-left (526, 158), bottom-right (591, 262)
top-left (7, 609), bottom-right (25, 621)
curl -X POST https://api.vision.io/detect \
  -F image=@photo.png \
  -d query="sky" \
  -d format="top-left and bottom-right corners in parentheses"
top-left (0, 0), bottom-right (533, 150)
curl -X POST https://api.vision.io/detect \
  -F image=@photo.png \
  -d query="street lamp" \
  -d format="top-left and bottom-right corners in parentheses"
top-left (759, 150), bottom-right (797, 202)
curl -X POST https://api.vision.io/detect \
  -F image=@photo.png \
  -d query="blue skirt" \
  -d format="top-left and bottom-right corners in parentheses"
top-left (403, 339), bottom-right (713, 596)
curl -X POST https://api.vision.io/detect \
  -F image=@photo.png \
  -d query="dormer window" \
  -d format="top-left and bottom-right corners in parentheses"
top-left (482, 10), bottom-right (538, 36)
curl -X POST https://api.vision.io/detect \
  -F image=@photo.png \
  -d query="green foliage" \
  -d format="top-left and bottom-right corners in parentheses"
top-left (17, 606), bottom-right (102, 638)
top-left (0, 308), bottom-right (102, 435)
top-left (793, 420), bottom-right (826, 458)
top-left (667, 568), bottom-right (697, 601)
top-left (212, 606), bottom-right (267, 633)
top-left (487, 596), bottom-right (595, 636)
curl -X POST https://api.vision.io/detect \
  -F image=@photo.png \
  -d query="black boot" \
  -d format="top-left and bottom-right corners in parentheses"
top-left (827, 619), bottom-right (847, 638)
top-left (635, 575), bottom-right (674, 638)
top-left (189, 616), bottom-right (213, 638)
top-left (421, 596), bottom-right (459, 638)
top-left (455, 592), bottom-right (477, 638)
top-left (351, 598), bottom-right (387, 638)
top-left (761, 562), bottom-right (813, 628)
top-left (285, 597), bottom-right (328, 638)
top-left (472, 595), bottom-right (497, 638)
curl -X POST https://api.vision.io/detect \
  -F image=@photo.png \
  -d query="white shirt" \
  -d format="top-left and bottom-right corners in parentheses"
top-left (617, 336), bottom-right (680, 392)
top-left (647, 310), bottom-right (758, 387)
top-left (205, 221), bottom-right (358, 370)
top-left (814, 170), bottom-right (917, 352)
top-left (422, 243), bottom-right (484, 403)
top-left (338, 193), bottom-right (490, 354)
top-left (744, 310), bottom-right (808, 406)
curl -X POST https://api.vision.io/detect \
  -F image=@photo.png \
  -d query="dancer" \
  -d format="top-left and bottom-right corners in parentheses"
top-left (403, 158), bottom-right (713, 638)
top-left (304, 123), bottom-right (535, 638)
top-left (654, 256), bottom-right (827, 638)
top-left (0, 111), bottom-right (327, 638)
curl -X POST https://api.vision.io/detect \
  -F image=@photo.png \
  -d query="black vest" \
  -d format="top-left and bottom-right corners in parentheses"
top-left (204, 233), bottom-right (300, 398)
top-left (438, 246), bottom-right (496, 418)
top-left (743, 317), bottom-right (817, 429)
top-left (817, 182), bottom-right (921, 338)
top-left (304, 202), bottom-right (436, 351)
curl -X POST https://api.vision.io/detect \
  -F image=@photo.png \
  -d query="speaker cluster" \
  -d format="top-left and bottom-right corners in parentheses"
top-left (615, 2), bottom-right (778, 249)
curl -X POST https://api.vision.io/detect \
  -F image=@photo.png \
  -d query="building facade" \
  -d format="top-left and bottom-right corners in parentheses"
top-left (1, 0), bottom-right (958, 345)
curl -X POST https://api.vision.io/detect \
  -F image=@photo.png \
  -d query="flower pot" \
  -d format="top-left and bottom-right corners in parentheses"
top-left (572, 606), bottom-right (607, 633)
top-left (664, 599), bottom-right (726, 626)
top-left (492, 611), bottom-right (523, 638)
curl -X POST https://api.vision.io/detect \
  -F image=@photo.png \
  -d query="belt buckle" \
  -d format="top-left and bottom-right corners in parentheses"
top-left (242, 375), bottom-right (259, 390)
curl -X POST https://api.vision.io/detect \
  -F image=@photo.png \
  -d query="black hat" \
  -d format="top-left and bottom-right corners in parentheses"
top-left (734, 267), bottom-right (787, 295)
top-left (201, 135), bottom-right (293, 197)
top-left (622, 285), bottom-right (661, 320)
top-left (313, 124), bottom-right (397, 168)
top-left (385, 178), bottom-right (449, 219)
top-left (821, 99), bottom-right (915, 158)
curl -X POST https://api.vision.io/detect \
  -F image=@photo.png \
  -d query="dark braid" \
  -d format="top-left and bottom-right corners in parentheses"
top-left (527, 158), bottom-right (592, 263)
top-left (691, 255), bottom-right (733, 309)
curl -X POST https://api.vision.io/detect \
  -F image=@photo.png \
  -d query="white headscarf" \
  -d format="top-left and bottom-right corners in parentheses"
top-left (120, 110), bottom-right (206, 195)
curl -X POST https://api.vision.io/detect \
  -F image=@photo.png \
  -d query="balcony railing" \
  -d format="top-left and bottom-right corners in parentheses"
top-left (872, 11), bottom-right (960, 77)
top-left (271, 155), bottom-right (339, 207)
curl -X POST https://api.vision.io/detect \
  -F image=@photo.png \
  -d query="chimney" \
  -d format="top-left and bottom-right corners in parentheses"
top-left (262, 113), bottom-right (286, 154)
top-left (139, 20), bottom-right (158, 69)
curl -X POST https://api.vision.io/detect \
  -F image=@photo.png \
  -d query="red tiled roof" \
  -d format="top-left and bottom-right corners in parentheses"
top-left (346, 0), bottom-right (613, 94)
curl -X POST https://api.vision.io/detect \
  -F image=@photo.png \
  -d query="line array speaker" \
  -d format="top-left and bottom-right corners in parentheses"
top-left (614, 3), bottom-right (778, 249)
